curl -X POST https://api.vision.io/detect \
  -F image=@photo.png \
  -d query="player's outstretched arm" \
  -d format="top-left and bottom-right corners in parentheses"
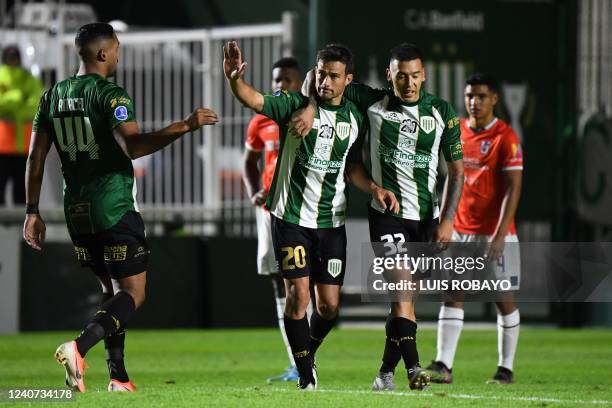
top-left (223, 41), bottom-right (264, 112)
top-left (346, 162), bottom-right (400, 214)
top-left (23, 130), bottom-right (52, 250)
top-left (434, 159), bottom-right (464, 244)
top-left (113, 108), bottom-right (218, 159)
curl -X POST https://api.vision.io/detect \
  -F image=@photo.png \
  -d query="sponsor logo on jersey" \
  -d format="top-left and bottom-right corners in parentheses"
top-left (114, 106), bottom-right (129, 121)
top-left (398, 138), bottom-right (416, 149)
top-left (378, 145), bottom-right (432, 168)
top-left (110, 96), bottom-right (131, 108)
top-left (447, 117), bottom-right (460, 129)
top-left (420, 116), bottom-right (436, 133)
top-left (383, 111), bottom-right (402, 123)
top-left (451, 142), bottom-right (463, 160)
top-left (511, 143), bottom-right (523, 159)
top-left (480, 140), bottom-right (492, 154)
top-left (327, 259), bottom-right (343, 278)
top-left (315, 143), bottom-right (332, 157)
top-left (336, 122), bottom-right (351, 140)
top-left (295, 149), bottom-right (343, 173)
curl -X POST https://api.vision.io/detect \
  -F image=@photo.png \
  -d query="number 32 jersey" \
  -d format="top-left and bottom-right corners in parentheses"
top-left (33, 73), bottom-right (137, 235)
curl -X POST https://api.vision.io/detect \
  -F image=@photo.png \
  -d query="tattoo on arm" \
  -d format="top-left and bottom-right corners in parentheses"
top-left (442, 171), bottom-right (464, 222)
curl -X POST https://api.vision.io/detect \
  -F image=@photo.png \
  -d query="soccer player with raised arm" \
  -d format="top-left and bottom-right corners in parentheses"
top-left (242, 57), bottom-right (303, 383)
top-left (426, 73), bottom-right (522, 385)
top-left (224, 41), bottom-right (398, 390)
top-left (292, 43), bottom-right (464, 391)
top-left (23, 23), bottom-right (218, 392)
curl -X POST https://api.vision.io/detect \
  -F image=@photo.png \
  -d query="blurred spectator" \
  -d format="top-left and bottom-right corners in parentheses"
top-left (0, 45), bottom-right (43, 205)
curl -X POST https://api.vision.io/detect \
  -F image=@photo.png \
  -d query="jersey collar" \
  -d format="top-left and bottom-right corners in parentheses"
top-left (470, 117), bottom-right (498, 133)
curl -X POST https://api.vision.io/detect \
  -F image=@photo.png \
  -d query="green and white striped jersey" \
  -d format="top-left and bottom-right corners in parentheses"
top-left (344, 84), bottom-right (463, 221)
top-left (261, 90), bottom-right (365, 228)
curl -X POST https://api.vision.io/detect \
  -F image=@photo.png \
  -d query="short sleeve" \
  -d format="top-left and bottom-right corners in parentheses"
top-left (438, 102), bottom-right (463, 161)
top-left (102, 86), bottom-right (136, 129)
top-left (32, 91), bottom-right (50, 133)
top-left (501, 130), bottom-right (524, 171)
top-left (260, 90), bottom-right (308, 124)
top-left (245, 115), bottom-right (264, 151)
top-left (344, 82), bottom-right (387, 112)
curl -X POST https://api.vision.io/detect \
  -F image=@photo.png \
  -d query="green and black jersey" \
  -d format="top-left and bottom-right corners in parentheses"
top-left (33, 73), bottom-right (137, 235)
top-left (344, 84), bottom-right (463, 221)
top-left (262, 90), bottom-right (366, 228)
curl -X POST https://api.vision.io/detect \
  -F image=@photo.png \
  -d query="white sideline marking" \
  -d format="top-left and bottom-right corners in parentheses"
top-left (265, 387), bottom-right (612, 406)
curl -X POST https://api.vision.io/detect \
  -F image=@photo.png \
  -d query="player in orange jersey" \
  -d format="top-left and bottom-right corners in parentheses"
top-left (242, 57), bottom-right (303, 383)
top-left (427, 73), bottom-right (523, 385)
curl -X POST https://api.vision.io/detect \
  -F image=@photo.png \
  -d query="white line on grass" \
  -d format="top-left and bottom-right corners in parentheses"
top-left (264, 387), bottom-right (612, 406)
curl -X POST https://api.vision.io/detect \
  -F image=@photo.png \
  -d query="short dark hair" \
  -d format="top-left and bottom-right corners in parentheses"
top-left (75, 22), bottom-right (115, 60)
top-left (316, 44), bottom-right (354, 74)
top-left (2, 45), bottom-right (21, 64)
top-left (466, 72), bottom-right (499, 93)
top-left (272, 57), bottom-right (300, 71)
top-left (389, 43), bottom-right (424, 64)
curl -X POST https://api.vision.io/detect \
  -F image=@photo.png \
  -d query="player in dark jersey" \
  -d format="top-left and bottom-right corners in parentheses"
top-left (23, 22), bottom-right (218, 392)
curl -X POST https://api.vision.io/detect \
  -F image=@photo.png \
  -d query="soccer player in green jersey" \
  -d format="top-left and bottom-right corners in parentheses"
top-left (224, 41), bottom-right (398, 390)
top-left (292, 43), bottom-right (465, 391)
top-left (23, 23), bottom-right (218, 392)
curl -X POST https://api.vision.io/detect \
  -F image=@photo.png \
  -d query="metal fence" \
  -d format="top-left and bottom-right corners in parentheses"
top-left (0, 17), bottom-right (293, 236)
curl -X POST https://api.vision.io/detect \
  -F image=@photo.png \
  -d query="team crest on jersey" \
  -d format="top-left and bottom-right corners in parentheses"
top-left (336, 122), bottom-right (351, 140)
top-left (480, 140), bottom-right (492, 154)
top-left (327, 259), bottom-right (343, 278)
top-left (419, 116), bottom-right (436, 134)
top-left (114, 106), bottom-right (128, 121)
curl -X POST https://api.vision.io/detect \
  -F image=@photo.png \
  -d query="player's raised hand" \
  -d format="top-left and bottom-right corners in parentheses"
top-left (185, 108), bottom-right (218, 131)
top-left (223, 41), bottom-right (247, 80)
top-left (23, 214), bottom-right (46, 251)
top-left (373, 186), bottom-right (400, 214)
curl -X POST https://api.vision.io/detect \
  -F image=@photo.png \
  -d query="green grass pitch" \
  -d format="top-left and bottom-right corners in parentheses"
top-left (1, 328), bottom-right (611, 407)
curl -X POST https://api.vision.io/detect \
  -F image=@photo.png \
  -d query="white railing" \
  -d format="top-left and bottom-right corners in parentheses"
top-left (0, 16), bottom-right (294, 236)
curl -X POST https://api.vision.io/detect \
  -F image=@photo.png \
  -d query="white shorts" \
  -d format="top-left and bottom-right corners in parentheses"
top-left (450, 231), bottom-right (521, 291)
top-left (255, 205), bottom-right (279, 275)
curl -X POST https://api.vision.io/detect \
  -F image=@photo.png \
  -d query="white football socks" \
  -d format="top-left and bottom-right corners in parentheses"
top-left (435, 306), bottom-right (464, 369)
top-left (497, 309), bottom-right (520, 371)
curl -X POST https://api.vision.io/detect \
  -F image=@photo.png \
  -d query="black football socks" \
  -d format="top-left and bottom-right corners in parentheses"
top-left (379, 314), bottom-right (402, 373)
top-left (75, 291), bottom-right (135, 357)
top-left (283, 314), bottom-right (313, 380)
top-left (309, 311), bottom-right (337, 356)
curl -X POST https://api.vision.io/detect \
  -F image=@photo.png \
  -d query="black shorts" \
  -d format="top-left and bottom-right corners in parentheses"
top-left (70, 211), bottom-right (150, 280)
top-left (368, 206), bottom-right (438, 256)
top-left (271, 215), bottom-right (346, 285)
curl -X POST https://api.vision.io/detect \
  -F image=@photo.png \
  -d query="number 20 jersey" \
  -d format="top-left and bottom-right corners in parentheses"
top-left (33, 73), bottom-right (137, 235)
